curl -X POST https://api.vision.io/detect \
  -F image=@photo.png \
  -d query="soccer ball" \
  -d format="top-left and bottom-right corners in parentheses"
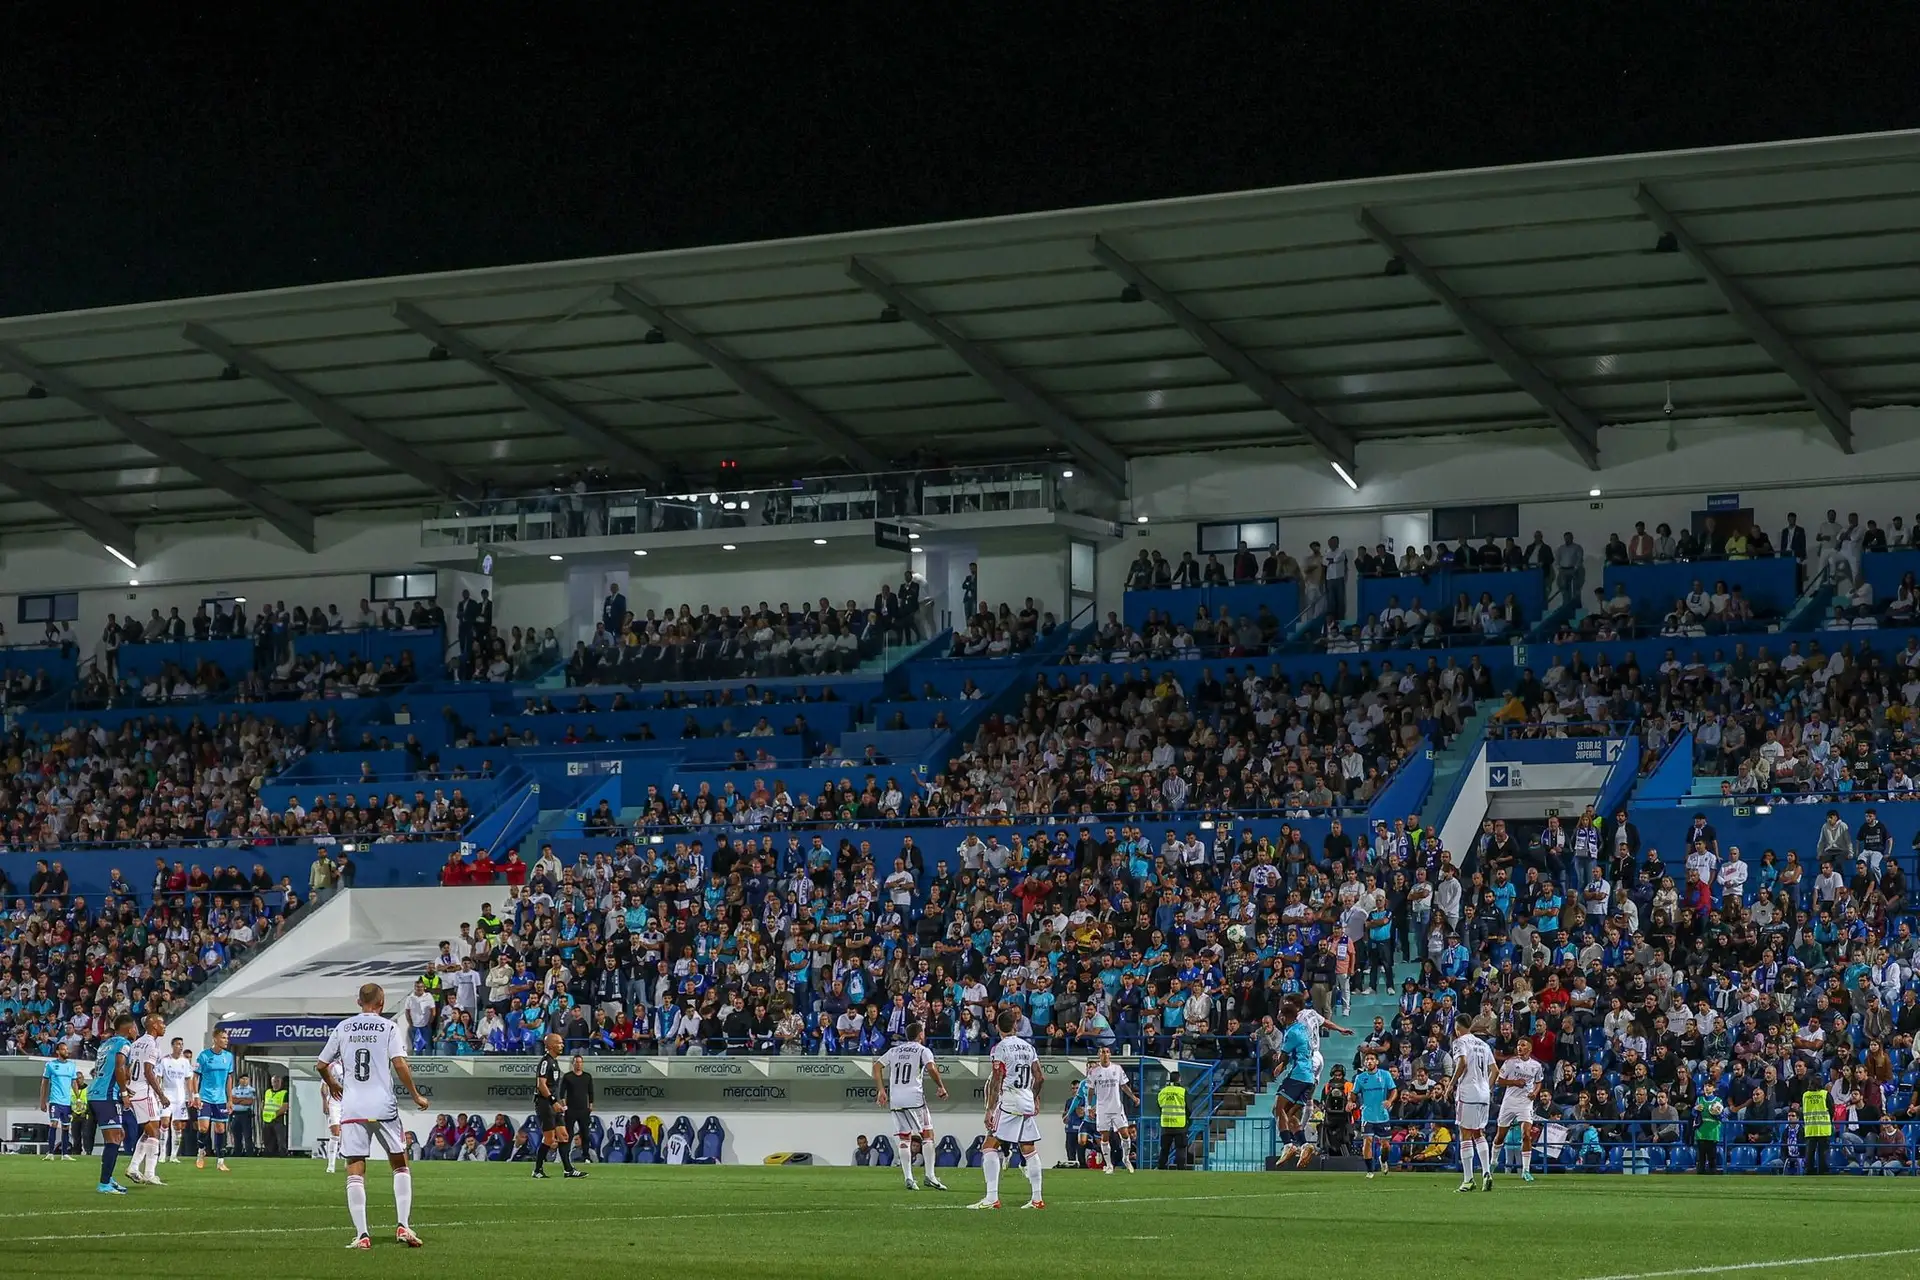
top-left (1225, 923), bottom-right (1247, 946)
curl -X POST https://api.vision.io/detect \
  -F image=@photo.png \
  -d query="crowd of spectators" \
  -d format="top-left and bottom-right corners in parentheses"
top-left (72, 649), bottom-right (426, 711)
top-left (946, 598), bottom-right (1058, 658)
top-left (0, 862), bottom-right (309, 1056)
top-left (564, 577), bottom-right (925, 687)
top-left (1304, 802), bottom-right (1920, 1173)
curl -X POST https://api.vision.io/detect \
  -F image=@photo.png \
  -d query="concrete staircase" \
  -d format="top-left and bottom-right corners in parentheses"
top-left (1418, 703), bottom-right (1494, 833)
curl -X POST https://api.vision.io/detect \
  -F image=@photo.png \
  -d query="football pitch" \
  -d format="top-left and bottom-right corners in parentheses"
top-left (2, 1160), bottom-right (1916, 1279)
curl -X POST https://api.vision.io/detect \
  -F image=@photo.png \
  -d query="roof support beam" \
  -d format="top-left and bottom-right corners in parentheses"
top-left (0, 458), bottom-right (139, 557)
top-left (1089, 235), bottom-right (1358, 477)
top-left (1631, 183), bottom-right (1853, 453)
top-left (609, 285), bottom-right (891, 473)
top-left (1357, 207), bottom-right (1602, 469)
top-left (391, 301), bottom-right (674, 485)
top-left (182, 323), bottom-right (484, 500)
top-left (0, 344), bottom-right (317, 550)
top-left (845, 256), bottom-right (1130, 492)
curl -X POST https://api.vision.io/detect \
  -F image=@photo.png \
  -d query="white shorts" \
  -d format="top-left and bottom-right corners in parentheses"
top-left (1095, 1106), bottom-right (1130, 1132)
top-left (338, 1117), bottom-right (408, 1160)
top-left (1497, 1096), bottom-right (1536, 1128)
top-left (164, 1101), bottom-right (188, 1123)
top-left (991, 1109), bottom-right (1040, 1146)
top-left (891, 1105), bottom-right (932, 1137)
top-left (1455, 1098), bottom-right (1490, 1132)
top-left (129, 1095), bottom-right (161, 1126)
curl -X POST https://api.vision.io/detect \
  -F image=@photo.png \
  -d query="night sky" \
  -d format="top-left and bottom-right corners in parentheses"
top-left (3, 6), bottom-right (1916, 317)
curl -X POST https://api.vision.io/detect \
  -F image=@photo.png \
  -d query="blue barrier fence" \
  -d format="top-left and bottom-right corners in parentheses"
top-left (1122, 583), bottom-right (1301, 632)
top-left (1603, 558), bottom-right (1799, 619)
top-left (1358, 568), bottom-right (1545, 628)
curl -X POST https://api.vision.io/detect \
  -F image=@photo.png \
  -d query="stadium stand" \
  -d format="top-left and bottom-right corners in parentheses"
top-left (10, 129), bottom-right (1920, 1181)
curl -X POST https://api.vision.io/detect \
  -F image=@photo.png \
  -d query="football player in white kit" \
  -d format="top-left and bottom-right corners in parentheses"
top-left (1493, 1036), bottom-right (1546, 1182)
top-left (970, 1009), bottom-right (1046, 1210)
top-left (319, 1073), bottom-right (344, 1173)
top-left (316, 983), bottom-right (431, 1250)
top-left (124, 1014), bottom-right (172, 1185)
top-left (1086, 1046), bottom-right (1138, 1173)
top-left (1277, 1001), bottom-right (1353, 1165)
top-left (1448, 1014), bottom-right (1497, 1192)
top-left (873, 1021), bottom-right (949, 1191)
top-left (160, 1038), bottom-right (196, 1163)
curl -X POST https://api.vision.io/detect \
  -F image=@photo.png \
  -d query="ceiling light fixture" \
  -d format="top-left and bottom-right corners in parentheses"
top-left (643, 327), bottom-right (666, 345)
top-left (632, 549), bottom-right (648, 557)
top-left (548, 554), bottom-right (563, 561)
top-left (427, 345), bottom-right (450, 362)
top-left (812, 538), bottom-right (827, 545)
top-left (26, 383), bottom-right (47, 400)
top-left (1136, 515), bottom-right (1150, 524)
top-left (104, 545), bottom-right (137, 570)
top-left (127, 578), bottom-right (139, 586)
top-left (1589, 487), bottom-right (1603, 498)
top-left (1330, 461), bottom-right (1359, 491)
top-left (722, 544), bottom-right (737, 551)
top-left (1061, 469), bottom-right (1074, 479)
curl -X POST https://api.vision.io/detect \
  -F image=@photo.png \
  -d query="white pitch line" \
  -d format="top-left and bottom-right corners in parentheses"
top-left (7, 1189), bottom-right (1311, 1243)
top-left (1579, 1248), bottom-right (1920, 1280)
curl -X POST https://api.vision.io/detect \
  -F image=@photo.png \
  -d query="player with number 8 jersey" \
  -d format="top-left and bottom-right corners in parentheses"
top-left (316, 983), bottom-right (431, 1250)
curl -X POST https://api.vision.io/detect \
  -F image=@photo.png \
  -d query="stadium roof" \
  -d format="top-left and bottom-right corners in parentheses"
top-left (3, 128), bottom-right (1919, 549)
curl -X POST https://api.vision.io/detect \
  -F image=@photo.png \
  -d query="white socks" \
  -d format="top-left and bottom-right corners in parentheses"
top-left (393, 1170), bottom-right (412, 1230)
top-left (982, 1149), bottom-right (1001, 1201)
top-left (136, 1137), bottom-right (161, 1178)
top-left (325, 1139), bottom-right (337, 1173)
top-left (1474, 1138), bottom-right (1493, 1175)
top-left (1520, 1148), bottom-right (1532, 1174)
top-left (1461, 1138), bottom-right (1477, 1180)
top-left (346, 1174), bottom-right (369, 1237)
top-left (1024, 1160), bottom-right (1043, 1204)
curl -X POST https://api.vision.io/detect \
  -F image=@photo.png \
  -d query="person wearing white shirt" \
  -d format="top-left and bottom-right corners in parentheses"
top-left (1716, 847), bottom-right (1749, 904)
top-left (1325, 537), bottom-right (1350, 620)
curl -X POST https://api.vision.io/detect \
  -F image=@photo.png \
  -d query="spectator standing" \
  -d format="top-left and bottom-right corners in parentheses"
top-left (1325, 536), bottom-right (1350, 621)
top-left (1555, 532), bottom-right (1585, 607)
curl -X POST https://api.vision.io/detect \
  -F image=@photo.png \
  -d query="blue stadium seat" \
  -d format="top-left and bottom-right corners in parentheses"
top-left (935, 1135), bottom-right (962, 1168)
top-left (966, 1136), bottom-right (984, 1168)
top-left (873, 1135), bottom-right (895, 1167)
top-left (696, 1117), bottom-right (725, 1164)
top-left (632, 1126), bottom-right (659, 1164)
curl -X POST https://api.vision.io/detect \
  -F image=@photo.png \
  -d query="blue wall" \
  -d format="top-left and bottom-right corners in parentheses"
top-left (115, 639), bottom-right (255, 681)
top-left (1123, 583), bottom-right (1301, 632)
top-left (1603, 558), bottom-right (1798, 618)
top-left (1628, 799), bottom-right (1918, 872)
top-left (1358, 569), bottom-right (1544, 626)
top-left (292, 627), bottom-right (447, 674)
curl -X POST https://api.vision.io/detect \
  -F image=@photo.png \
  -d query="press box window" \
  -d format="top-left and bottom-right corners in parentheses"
top-left (18, 592), bottom-right (79, 624)
top-left (1196, 519), bottom-right (1278, 555)
top-left (370, 572), bottom-right (438, 602)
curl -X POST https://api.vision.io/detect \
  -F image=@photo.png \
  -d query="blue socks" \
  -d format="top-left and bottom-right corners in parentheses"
top-left (100, 1140), bottom-right (119, 1185)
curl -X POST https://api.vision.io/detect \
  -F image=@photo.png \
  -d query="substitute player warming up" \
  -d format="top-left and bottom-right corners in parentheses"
top-left (317, 983), bottom-right (432, 1249)
top-left (971, 1009), bottom-right (1045, 1210)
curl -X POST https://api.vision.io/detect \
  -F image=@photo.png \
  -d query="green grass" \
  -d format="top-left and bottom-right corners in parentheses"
top-left (3, 1159), bottom-right (1917, 1279)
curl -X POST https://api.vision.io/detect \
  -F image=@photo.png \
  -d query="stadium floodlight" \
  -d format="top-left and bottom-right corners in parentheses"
top-left (104, 544), bottom-right (138, 570)
top-left (1331, 461), bottom-right (1359, 491)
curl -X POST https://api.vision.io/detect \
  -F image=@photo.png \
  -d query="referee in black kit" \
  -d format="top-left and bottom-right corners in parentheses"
top-left (532, 1033), bottom-right (586, 1180)
top-left (561, 1055), bottom-right (596, 1165)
